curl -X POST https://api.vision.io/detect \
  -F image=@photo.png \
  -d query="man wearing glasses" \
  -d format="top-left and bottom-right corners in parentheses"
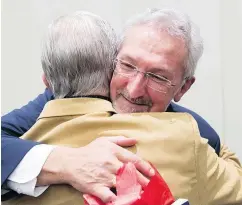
top-left (2, 8), bottom-right (241, 205)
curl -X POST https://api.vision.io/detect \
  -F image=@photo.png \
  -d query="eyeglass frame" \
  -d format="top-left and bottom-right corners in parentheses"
top-left (113, 58), bottom-right (177, 92)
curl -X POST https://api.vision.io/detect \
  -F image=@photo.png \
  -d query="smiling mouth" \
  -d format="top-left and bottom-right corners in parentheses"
top-left (120, 93), bottom-right (149, 106)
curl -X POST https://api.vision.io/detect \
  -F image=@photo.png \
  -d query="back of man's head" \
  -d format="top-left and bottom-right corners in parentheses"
top-left (41, 11), bottom-right (117, 98)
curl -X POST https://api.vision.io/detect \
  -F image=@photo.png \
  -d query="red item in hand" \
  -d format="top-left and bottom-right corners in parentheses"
top-left (84, 162), bottom-right (175, 205)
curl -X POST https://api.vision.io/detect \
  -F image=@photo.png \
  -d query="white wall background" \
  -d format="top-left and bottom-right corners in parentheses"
top-left (2, 0), bottom-right (242, 159)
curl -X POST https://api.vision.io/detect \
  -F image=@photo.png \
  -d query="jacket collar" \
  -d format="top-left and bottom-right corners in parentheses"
top-left (38, 98), bottom-right (116, 120)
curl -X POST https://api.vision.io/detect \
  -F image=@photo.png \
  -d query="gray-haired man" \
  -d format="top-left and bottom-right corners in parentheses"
top-left (2, 9), bottom-right (242, 205)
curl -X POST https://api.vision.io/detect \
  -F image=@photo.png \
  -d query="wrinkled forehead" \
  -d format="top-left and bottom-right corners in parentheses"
top-left (117, 26), bottom-right (187, 76)
top-left (119, 25), bottom-right (187, 57)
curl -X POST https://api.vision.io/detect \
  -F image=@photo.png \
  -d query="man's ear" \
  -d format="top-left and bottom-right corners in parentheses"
top-left (42, 74), bottom-right (50, 88)
top-left (174, 76), bottom-right (195, 102)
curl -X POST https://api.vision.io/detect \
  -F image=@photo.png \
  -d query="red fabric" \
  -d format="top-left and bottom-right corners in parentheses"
top-left (84, 162), bottom-right (175, 205)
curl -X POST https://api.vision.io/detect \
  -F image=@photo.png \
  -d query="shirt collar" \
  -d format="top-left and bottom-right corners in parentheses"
top-left (38, 97), bottom-right (116, 120)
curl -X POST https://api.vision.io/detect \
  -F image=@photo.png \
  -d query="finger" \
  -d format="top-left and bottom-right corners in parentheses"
top-left (104, 136), bottom-right (137, 147)
top-left (92, 186), bottom-right (117, 203)
top-left (112, 158), bottom-right (124, 175)
top-left (101, 155), bottom-right (123, 175)
top-left (134, 158), bottom-right (155, 178)
top-left (100, 171), bottom-right (117, 188)
top-left (136, 170), bottom-right (150, 188)
top-left (111, 175), bottom-right (116, 187)
top-left (116, 147), bottom-right (155, 177)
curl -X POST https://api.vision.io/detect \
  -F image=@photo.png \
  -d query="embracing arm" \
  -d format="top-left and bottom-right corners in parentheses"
top-left (1, 90), bottom-right (152, 202)
top-left (1, 89), bottom-right (53, 185)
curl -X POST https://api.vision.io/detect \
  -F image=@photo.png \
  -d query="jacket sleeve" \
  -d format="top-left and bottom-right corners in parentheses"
top-left (1, 89), bottom-right (53, 185)
top-left (219, 143), bottom-right (241, 168)
top-left (197, 138), bottom-right (242, 205)
top-left (169, 103), bottom-right (221, 155)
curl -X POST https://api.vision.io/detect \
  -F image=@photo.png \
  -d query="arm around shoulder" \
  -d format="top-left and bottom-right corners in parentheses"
top-left (1, 89), bottom-right (53, 185)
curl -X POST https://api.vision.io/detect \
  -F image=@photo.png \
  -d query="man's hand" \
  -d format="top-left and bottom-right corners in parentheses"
top-left (37, 136), bottom-right (154, 203)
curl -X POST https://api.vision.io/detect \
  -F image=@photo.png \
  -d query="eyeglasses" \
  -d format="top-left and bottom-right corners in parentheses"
top-left (113, 58), bottom-right (176, 93)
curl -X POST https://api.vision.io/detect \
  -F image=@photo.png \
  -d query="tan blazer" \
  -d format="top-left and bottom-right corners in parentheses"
top-left (5, 98), bottom-right (242, 205)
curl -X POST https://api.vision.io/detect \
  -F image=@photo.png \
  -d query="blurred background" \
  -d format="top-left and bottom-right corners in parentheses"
top-left (1, 0), bottom-right (242, 159)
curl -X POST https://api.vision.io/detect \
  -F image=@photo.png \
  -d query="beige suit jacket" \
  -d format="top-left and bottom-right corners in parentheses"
top-left (5, 98), bottom-right (242, 205)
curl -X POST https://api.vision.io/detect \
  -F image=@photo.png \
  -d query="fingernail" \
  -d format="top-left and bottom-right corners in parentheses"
top-left (149, 168), bottom-right (155, 176)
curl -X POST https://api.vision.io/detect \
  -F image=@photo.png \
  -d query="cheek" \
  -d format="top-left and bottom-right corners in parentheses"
top-left (148, 90), bottom-right (173, 112)
top-left (110, 75), bottom-right (127, 100)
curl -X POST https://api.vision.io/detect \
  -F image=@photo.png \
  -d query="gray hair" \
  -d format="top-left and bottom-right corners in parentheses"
top-left (41, 11), bottom-right (117, 98)
top-left (119, 8), bottom-right (204, 79)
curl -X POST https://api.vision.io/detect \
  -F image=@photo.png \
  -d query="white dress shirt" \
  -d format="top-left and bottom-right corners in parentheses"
top-left (6, 144), bottom-right (55, 197)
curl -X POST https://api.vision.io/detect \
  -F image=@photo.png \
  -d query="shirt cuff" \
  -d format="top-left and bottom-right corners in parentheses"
top-left (7, 144), bottom-right (56, 197)
top-left (172, 199), bottom-right (189, 205)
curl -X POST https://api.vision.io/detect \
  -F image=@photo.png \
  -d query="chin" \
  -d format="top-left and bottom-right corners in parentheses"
top-left (113, 101), bottom-right (149, 114)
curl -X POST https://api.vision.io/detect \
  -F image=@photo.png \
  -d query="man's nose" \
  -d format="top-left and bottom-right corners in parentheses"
top-left (126, 73), bottom-right (147, 99)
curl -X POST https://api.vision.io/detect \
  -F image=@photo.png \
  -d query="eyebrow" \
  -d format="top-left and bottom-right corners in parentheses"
top-left (119, 55), bottom-right (174, 78)
top-left (150, 67), bottom-right (170, 74)
top-left (119, 55), bottom-right (137, 64)
top-left (148, 67), bottom-right (174, 78)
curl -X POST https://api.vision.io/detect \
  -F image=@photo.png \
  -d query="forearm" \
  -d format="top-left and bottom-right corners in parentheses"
top-left (1, 89), bottom-right (53, 185)
top-left (36, 146), bottom-right (73, 186)
top-left (5, 144), bottom-right (55, 197)
top-left (1, 135), bottom-right (39, 184)
top-left (4, 144), bottom-right (79, 198)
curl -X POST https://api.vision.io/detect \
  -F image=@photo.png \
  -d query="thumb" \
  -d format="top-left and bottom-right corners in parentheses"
top-left (106, 136), bottom-right (137, 147)
top-left (92, 186), bottom-right (117, 203)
